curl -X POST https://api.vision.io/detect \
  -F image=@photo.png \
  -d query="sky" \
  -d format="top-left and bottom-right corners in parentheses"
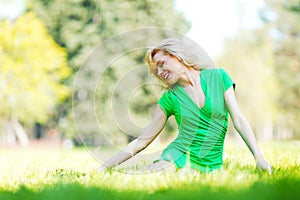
top-left (175, 0), bottom-right (265, 58)
top-left (0, 0), bottom-right (25, 20)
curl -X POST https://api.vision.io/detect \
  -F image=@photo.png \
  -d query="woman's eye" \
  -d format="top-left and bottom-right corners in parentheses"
top-left (154, 61), bottom-right (164, 74)
top-left (158, 61), bottom-right (164, 67)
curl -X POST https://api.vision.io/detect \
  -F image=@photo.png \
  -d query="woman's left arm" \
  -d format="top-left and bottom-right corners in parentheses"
top-left (224, 86), bottom-right (272, 173)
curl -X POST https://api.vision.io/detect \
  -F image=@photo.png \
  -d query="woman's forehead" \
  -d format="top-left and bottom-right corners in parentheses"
top-left (153, 50), bottom-right (168, 62)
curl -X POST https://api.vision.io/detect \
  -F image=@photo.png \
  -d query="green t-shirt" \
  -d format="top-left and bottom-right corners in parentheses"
top-left (158, 68), bottom-right (235, 172)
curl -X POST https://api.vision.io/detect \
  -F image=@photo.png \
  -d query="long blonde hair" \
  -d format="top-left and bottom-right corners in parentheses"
top-left (145, 38), bottom-right (215, 77)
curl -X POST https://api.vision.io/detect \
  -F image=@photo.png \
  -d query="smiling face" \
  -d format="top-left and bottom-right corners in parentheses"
top-left (152, 50), bottom-right (186, 86)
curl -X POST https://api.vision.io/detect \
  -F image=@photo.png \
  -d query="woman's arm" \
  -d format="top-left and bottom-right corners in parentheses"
top-left (224, 86), bottom-right (272, 172)
top-left (99, 105), bottom-right (167, 171)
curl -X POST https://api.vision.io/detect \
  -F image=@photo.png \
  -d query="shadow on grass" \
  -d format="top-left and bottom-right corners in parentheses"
top-left (0, 177), bottom-right (300, 200)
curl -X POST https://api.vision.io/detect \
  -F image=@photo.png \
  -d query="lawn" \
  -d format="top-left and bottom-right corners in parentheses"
top-left (0, 140), bottom-right (299, 200)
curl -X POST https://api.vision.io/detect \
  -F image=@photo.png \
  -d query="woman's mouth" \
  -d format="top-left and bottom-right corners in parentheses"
top-left (164, 72), bottom-right (170, 80)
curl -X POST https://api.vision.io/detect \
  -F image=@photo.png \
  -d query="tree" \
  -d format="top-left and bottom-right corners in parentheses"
top-left (0, 12), bottom-right (71, 145)
top-left (218, 0), bottom-right (300, 140)
top-left (29, 0), bottom-right (190, 69)
top-left (29, 0), bottom-right (190, 145)
top-left (261, 0), bottom-right (300, 138)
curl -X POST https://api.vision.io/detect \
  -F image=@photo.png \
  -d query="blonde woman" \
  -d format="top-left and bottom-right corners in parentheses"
top-left (99, 38), bottom-right (272, 173)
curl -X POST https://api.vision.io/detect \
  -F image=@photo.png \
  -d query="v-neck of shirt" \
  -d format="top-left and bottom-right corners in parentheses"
top-left (175, 70), bottom-right (208, 110)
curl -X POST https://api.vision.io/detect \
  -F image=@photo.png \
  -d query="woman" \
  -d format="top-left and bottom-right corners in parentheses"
top-left (99, 38), bottom-right (272, 173)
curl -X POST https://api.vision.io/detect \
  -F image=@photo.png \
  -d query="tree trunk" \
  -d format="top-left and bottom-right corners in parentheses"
top-left (12, 117), bottom-right (29, 145)
top-left (4, 120), bottom-right (16, 145)
top-left (3, 117), bottom-right (29, 146)
top-left (34, 123), bottom-right (42, 139)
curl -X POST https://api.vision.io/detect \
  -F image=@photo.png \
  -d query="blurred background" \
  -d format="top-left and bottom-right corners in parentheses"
top-left (0, 0), bottom-right (299, 149)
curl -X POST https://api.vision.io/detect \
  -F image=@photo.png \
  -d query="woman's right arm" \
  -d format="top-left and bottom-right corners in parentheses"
top-left (99, 105), bottom-right (167, 171)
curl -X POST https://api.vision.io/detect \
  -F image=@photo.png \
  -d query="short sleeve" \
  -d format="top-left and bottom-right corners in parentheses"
top-left (219, 68), bottom-right (236, 91)
top-left (158, 91), bottom-right (174, 118)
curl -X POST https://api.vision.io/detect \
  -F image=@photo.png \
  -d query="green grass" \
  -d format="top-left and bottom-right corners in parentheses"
top-left (0, 140), bottom-right (299, 200)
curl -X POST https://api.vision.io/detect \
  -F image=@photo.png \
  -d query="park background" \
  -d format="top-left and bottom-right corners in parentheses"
top-left (0, 0), bottom-right (299, 200)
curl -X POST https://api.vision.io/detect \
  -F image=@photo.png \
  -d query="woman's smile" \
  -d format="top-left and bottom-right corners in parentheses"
top-left (160, 71), bottom-right (171, 80)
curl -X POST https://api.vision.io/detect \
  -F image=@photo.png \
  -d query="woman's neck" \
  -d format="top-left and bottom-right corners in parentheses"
top-left (178, 68), bottom-right (200, 87)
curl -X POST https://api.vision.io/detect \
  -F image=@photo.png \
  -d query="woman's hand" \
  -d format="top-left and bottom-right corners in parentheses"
top-left (255, 157), bottom-right (272, 174)
top-left (96, 105), bottom-right (167, 172)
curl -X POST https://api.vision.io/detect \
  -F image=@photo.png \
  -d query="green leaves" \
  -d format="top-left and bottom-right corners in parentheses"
top-left (218, 0), bottom-right (300, 139)
top-left (30, 0), bottom-right (190, 142)
top-left (0, 12), bottom-right (71, 124)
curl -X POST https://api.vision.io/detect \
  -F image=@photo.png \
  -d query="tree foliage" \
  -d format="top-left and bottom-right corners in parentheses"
top-left (29, 0), bottom-right (190, 145)
top-left (0, 12), bottom-right (70, 125)
top-left (0, 12), bottom-right (71, 144)
top-left (262, 0), bottom-right (300, 137)
top-left (218, 0), bottom-right (300, 139)
top-left (29, 0), bottom-right (190, 69)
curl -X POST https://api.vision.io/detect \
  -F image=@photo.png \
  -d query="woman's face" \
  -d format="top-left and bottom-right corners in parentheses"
top-left (152, 51), bottom-right (185, 86)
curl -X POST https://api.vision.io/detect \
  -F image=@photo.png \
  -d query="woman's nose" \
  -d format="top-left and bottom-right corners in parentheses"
top-left (157, 67), bottom-right (163, 75)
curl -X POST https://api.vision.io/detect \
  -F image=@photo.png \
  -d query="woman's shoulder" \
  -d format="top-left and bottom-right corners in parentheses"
top-left (159, 85), bottom-right (183, 101)
top-left (201, 67), bottom-right (228, 74)
top-left (160, 88), bottom-right (176, 98)
top-left (201, 67), bottom-right (229, 77)
top-left (202, 67), bottom-right (235, 90)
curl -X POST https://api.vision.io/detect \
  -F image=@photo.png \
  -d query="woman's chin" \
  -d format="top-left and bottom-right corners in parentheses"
top-left (167, 80), bottom-right (176, 87)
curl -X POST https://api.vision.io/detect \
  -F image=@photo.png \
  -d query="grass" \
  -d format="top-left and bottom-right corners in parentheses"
top-left (0, 140), bottom-right (299, 200)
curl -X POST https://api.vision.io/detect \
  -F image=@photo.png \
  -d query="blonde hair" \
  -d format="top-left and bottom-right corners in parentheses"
top-left (145, 38), bottom-right (215, 76)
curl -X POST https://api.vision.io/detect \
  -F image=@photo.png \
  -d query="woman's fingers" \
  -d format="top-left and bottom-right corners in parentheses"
top-left (256, 158), bottom-right (272, 174)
